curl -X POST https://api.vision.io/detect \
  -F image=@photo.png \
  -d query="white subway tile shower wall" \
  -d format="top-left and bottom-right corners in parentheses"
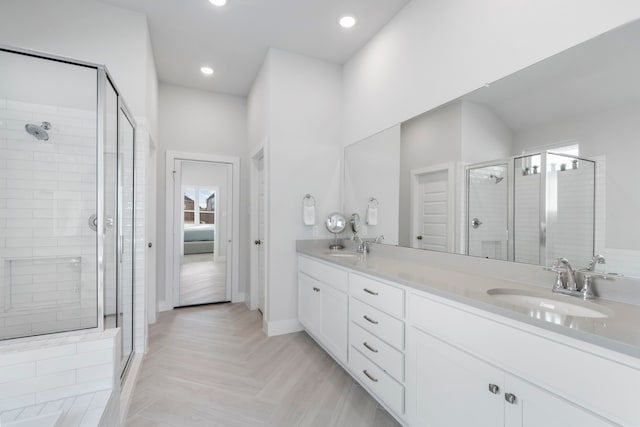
top-left (514, 171), bottom-right (541, 264)
top-left (0, 98), bottom-right (98, 340)
top-left (0, 329), bottom-right (117, 413)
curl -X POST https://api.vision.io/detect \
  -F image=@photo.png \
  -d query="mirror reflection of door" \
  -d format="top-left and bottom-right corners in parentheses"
top-left (467, 163), bottom-right (509, 261)
top-left (410, 164), bottom-right (455, 252)
top-left (177, 160), bottom-right (232, 306)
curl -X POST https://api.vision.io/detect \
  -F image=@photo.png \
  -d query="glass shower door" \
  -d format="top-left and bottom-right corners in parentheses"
top-left (118, 106), bottom-right (135, 375)
top-left (467, 163), bottom-right (509, 260)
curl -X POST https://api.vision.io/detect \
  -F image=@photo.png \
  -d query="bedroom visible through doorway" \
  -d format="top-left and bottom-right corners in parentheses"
top-left (175, 160), bottom-right (232, 306)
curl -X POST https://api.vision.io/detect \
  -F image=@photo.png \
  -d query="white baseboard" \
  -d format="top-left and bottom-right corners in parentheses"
top-left (232, 292), bottom-right (245, 303)
top-left (158, 300), bottom-right (173, 312)
top-left (264, 318), bottom-right (303, 336)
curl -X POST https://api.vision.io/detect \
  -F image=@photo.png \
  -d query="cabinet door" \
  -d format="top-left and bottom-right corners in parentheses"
top-left (319, 282), bottom-right (348, 364)
top-left (298, 272), bottom-right (321, 335)
top-left (504, 375), bottom-right (616, 427)
top-left (406, 326), bottom-right (504, 427)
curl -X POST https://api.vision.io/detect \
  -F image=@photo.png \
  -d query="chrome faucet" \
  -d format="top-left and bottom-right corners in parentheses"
top-left (553, 258), bottom-right (578, 291)
top-left (355, 235), bottom-right (384, 254)
top-left (584, 254), bottom-right (606, 271)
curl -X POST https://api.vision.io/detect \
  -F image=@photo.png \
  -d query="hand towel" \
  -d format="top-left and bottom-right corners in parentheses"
top-left (303, 205), bottom-right (316, 226)
top-left (366, 206), bottom-right (378, 226)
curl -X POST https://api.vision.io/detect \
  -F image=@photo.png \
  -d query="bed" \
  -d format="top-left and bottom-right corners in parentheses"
top-left (184, 224), bottom-right (215, 255)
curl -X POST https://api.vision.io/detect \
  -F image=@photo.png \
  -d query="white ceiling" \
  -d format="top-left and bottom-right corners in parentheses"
top-left (98, 0), bottom-right (410, 96)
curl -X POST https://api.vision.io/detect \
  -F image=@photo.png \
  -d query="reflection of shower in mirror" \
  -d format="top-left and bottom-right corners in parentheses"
top-left (489, 174), bottom-right (504, 184)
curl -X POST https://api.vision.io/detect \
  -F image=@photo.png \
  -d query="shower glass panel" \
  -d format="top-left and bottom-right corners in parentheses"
top-left (0, 50), bottom-right (98, 340)
top-left (545, 153), bottom-right (595, 267)
top-left (104, 80), bottom-right (118, 330)
top-left (118, 107), bottom-right (135, 372)
top-left (513, 154), bottom-right (542, 264)
top-left (467, 163), bottom-right (509, 260)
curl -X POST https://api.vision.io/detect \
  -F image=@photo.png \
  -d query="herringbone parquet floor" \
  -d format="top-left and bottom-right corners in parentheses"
top-left (125, 303), bottom-right (401, 427)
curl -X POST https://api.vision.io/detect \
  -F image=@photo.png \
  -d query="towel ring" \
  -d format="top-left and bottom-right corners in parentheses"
top-left (368, 197), bottom-right (379, 209)
top-left (303, 194), bottom-right (316, 207)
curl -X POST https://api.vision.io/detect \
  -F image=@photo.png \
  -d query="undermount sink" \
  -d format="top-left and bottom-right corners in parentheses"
top-left (325, 251), bottom-right (359, 258)
top-left (487, 288), bottom-right (613, 319)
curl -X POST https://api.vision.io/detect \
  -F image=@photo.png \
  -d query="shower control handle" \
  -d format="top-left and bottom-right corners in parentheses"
top-left (88, 214), bottom-right (98, 232)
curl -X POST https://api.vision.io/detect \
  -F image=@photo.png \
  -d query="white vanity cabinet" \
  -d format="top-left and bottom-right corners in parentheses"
top-left (406, 327), bottom-right (615, 427)
top-left (297, 255), bottom-right (349, 364)
top-left (297, 251), bottom-right (640, 427)
top-left (406, 292), bottom-right (636, 427)
top-left (348, 273), bottom-right (405, 417)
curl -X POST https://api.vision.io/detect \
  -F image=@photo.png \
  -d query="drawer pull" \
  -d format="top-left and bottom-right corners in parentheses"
top-left (313, 287), bottom-right (320, 292)
top-left (363, 288), bottom-right (379, 296)
top-left (363, 342), bottom-right (379, 353)
top-left (363, 369), bottom-right (379, 383)
top-left (505, 393), bottom-right (517, 404)
top-left (488, 383), bottom-right (500, 394)
top-left (363, 315), bottom-right (379, 325)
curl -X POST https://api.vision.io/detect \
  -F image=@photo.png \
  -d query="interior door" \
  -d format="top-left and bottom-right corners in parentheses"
top-left (412, 169), bottom-right (452, 252)
top-left (174, 160), bottom-right (232, 307)
top-left (257, 155), bottom-right (266, 314)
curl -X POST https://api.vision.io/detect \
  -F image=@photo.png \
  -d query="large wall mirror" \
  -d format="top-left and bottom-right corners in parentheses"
top-left (344, 19), bottom-right (640, 278)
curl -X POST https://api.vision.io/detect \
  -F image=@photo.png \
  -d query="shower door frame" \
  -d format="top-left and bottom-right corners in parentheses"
top-left (0, 45), bottom-right (137, 377)
top-left (465, 159), bottom-right (513, 261)
top-left (0, 45), bottom-right (108, 338)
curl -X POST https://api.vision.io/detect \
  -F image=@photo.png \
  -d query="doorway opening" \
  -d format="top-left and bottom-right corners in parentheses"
top-left (173, 159), bottom-right (232, 307)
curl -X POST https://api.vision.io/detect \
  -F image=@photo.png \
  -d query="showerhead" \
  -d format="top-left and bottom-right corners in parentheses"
top-left (25, 121), bottom-right (51, 141)
top-left (489, 174), bottom-right (504, 184)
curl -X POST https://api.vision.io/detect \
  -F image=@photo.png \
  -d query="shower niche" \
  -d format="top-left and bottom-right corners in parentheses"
top-left (0, 47), bottom-right (135, 375)
top-left (466, 151), bottom-right (595, 266)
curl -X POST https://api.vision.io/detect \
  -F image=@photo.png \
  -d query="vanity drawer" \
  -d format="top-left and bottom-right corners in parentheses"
top-left (350, 273), bottom-right (404, 318)
top-left (350, 322), bottom-right (404, 382)
top-left (350, 297), bottom-right (404, 350)
top-left (350, 346), bottom-right (404, 416)
top-left (298, 255), bottom-right (348, 292)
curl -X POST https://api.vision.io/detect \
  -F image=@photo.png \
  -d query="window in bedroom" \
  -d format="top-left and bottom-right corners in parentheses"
top-left (183, 186), bottom-right (216, 225)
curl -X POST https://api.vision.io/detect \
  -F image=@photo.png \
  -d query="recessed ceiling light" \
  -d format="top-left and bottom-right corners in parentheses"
top-left (209, 0), bottom-right (227, 6)
top-left (339, 15), bottom-right (357, 29)
top-left (200, 66), bottom-right (214, 76)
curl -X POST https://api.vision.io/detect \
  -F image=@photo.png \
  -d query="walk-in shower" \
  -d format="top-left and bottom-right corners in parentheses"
top-left (0, 47), bottom-right (135, 376)
top-left (465, 152), bottom-right (595, 267)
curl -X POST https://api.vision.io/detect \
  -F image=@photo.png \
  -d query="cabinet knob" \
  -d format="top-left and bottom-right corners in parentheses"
top-left (254, 240), bottom-right (262, 245)
top-left (505, 393), bottom-right (517, 404)
top-left (416, 235), bottom-right (423, 240)
top-left (312, 287), bottom-right (320, 292)
top-left (488, 384), bottom-right (500, 394)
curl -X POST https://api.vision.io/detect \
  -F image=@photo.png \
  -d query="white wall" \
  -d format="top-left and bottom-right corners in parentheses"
top-left (0, 0), bottom-right (158, 140)
top-left (248, 49), bottom-right (342, 333)
top-left (460, 101), bottom-right (513, 164)
top-left (344, 125), bottom-right (401, 245)
top-left (157, 83), bottom-right (248, 306)
top-left (342, 0), bottom-right (640, 145)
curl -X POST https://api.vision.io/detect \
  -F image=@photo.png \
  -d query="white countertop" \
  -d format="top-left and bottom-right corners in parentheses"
top-left (297, 241), bottom-right (640, 360)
